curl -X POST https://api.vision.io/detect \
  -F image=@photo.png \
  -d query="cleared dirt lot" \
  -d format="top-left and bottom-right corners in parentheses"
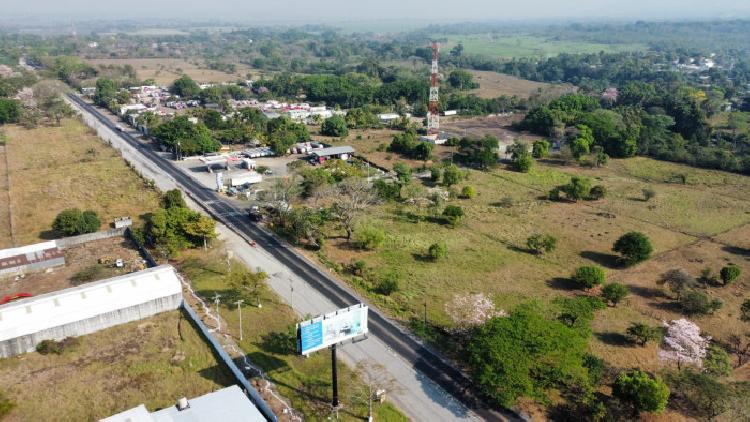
top-left (85, 57), bottom-right (256, 85)
top-left (0, 236), bottom-right (145, 297)
top-left (466, 69), bottom-right (577, 99)
top-left (0, 310), bottom-right (232, 421)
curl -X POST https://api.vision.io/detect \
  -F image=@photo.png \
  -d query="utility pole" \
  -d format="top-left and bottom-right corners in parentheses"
top-left (423, 298), bottom-right (428, 332)
top-left (331, 344), bottom-right (339, 413)
top-left (213, 293), bottom-right (222, 331)
top-left (235, 299), bottom-right (244, 341)
top-left (289, 278), bottom-right (294, 310)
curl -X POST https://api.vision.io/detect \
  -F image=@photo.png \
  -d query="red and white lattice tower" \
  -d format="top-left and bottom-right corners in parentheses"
top-left (427, 41), bottom-right (440, 136)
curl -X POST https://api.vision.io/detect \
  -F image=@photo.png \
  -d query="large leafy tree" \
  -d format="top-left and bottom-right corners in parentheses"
top-left (151, 116), bottom-right (220, 155)
top-left (612, 370), bottom-right (670, 416)
top-left (52, 208), bottom-right (100, 236)
top-left (613, 232), bottom-right (653, 266)
top-left (93, 78), bottom-right (117, 108)
top-left (169, 74), bottom-right (201, 99)
top-left (0, 99), bottom-right (21, 124)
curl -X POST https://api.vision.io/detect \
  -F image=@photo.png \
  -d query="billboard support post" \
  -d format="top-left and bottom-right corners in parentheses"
top-left (331, 343), bottom-right (339, 409)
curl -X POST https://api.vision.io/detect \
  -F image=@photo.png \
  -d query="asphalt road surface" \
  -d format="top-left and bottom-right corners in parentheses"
top-left (67, 94), bottom-right (519, 422)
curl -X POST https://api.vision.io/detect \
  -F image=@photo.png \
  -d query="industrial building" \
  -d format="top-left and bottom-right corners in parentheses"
top-left (0, 241), bottom-right (65, 279)
top-left (0, 265), bottom-right (183, 358)
top-left (101, 385), bottom-right (266, 422)
top-left (310, 146), bottom-right (355, 163)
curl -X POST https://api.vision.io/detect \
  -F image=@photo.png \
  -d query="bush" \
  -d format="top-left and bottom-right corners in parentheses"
top-left (526, 234), bottom-right (557, 254)
top-left (589, 185), bottom-right (607, 200)
top-left (352, 225), bottom-right (386, 250)
top-left (427, 241), bottom-right (447, 261)
top-left (719, 264), bottom-right (741, 285)
top-left (679, 290), bottom-right (723, 315)
top-left (704, 344), bottom-right (732, 377)
top-left (460, 185), bottom-right (476, 199)
top-left (36, 337), bottom-right (80, 355)
top-left (442, 205), bottom-right (464, 227)
top-left (0, 391), bottom-right (15, 419)
top-left (626, 322), bottom-right (662, 346)
top-left (612, 370), bottom-right (670, 415)
top-left (52, 208), bottom-right (101, 236)
top-left (572, 266), bottom-right (606, 289)
top-left (531, 140), bottom-right (550, 158)
top-left (510, 143), bottom-right (534, 173)
top-left (375, 274), bottom-right (399, 295)
top-left (602, 282), bottom-right (629, 306)
top-left (742, 299), bottom-right (750, 322)
top-left (393, 162), bottom-right (412, 183)
top-left (442, 165), bottom-right (462, 186)
top-left (612, 232), bottom-right (653, 266)
top-left (560, 176), bottom-right (591, 201)
top-left (429, 166), bottom-right (442, 183)
top-left (642, 188), bottom-right (656, 201)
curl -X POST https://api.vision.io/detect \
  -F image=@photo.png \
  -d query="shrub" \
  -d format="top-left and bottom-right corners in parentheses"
top-left (572, 266), bottom-right (606, 289)
top-left (0, 391), bottom-right (15, 419)
top-left (429, 166), bottom-right (441, 183)
top-left (657, 269), bottom-right (698, 299)
top-left (679, 290), bottom-right (723, 315)
top-left (612, 370), bottom-right (670, 415)
top-left (643, 188), bottom-right (656, 201)
top-left (626, 322), bottom-right (662, 346)
top-left (36, 337), bottom-right (80, 355)
top-left (531, 140), bottom-right (550, 158)
top-left (719, 264), bottom-right (741, 285)
top-left (375, 274), bottom-right (399, 295)
top-left (427, 241), bottom-right (447, 261)
top-left (589, 185), bottom-right (607, 200)
top-left (442, 164), bottom-right (462, 186)
top-left (613, 232), bottom-right (653, 266)
top-left (742, 299), bottom-right (750, 322)
top-left (352, 225), bottom-right (386, 250)
top-left (460, 185), bottom-right (476, 199)
top-left (442, 205), bottom-right (464, 227)
top-left (52, 208), bottom-right (101, 236)
top-left (393, 162), bottom-right (412, 183)
top-left (703, 344), bottom-right (732, 377)
top-left (602, 282), bottom-right (629, 306)
top-left (561, 176), bottom-right (591, 201)
top-left (510, 143), bottom-right (534, 173)
top-left (526, 234), bottom-right (557, 254)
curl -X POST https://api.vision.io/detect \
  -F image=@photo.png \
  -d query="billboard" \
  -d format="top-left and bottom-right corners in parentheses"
top-left (297, 304), bottom-right (368, 355)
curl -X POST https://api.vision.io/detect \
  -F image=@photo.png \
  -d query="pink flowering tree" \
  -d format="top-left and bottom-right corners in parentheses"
top-left (444, 293), bottom-right (506, 331)
top-left (658, 319), bottom-right (710, 369)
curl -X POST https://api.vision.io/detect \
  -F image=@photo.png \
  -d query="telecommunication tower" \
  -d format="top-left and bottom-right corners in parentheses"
top-left (427, 41), bottom-right (440, 136)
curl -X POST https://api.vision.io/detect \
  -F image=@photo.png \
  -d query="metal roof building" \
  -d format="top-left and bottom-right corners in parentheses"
top-left (0, 265), bottom-right (183, 357)
top-left (311, 146), bottom-right (355, 158)
top-left (0, 241), bottom-right (65, 278)
top-left (101, 385), bottom-right (266, 422)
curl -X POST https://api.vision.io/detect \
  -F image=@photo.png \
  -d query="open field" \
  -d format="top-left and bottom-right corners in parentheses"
top-left (0, 310), bottom-right (233, 421)
top-left (84, 58), bottom-right (257, 85)
top-left (297, 149), bottom-right (750, 379)
top-left (466, 70), bottom-right (577, 99)
top-left (441, 114), bottom-right (543, 145)
top-left (444, 34), bottom-right (646, 59)
top-left (0, 236), bottom-right (145, 296)
top-left (0, 140), bottom-right (11, 248)
top-left (174, 246), bottom-right (406, 421)
top-left (2, 119), bottom-right (161, 246)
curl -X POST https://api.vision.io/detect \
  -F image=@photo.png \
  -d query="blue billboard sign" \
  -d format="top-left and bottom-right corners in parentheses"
top-left (297, 304), bottom-right (369, 355)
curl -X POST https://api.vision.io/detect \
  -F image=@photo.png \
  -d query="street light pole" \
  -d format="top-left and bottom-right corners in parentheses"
top-left (235, 299), bottom-right (245, 341)
top-left (213, 293), bottom-right (222, 331)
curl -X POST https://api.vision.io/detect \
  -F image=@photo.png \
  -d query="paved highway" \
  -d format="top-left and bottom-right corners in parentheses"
top-left (68, 94), bottom-right (518, 422)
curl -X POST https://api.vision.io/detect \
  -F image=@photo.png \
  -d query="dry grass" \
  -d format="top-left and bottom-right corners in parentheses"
top-left (466, 70), bottom-right (576, 99)
top-left (85, 58), bottom-right (257, 85)
top-left (0, 310), bottom-right (233, 421)
top-left (0, 142), bottom-right (11, 248)
top-left (2, 119), bottom-right (161, 246)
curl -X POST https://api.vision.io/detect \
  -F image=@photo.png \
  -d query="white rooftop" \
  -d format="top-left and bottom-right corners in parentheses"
top-left (312, 146), bottom-right (355, 157)
top-left (101, 385), bottom-right (266, 422)
top-left (0, 240), bottom-right (57, 260)
top-left (0, 265), bottom-right (182, 342)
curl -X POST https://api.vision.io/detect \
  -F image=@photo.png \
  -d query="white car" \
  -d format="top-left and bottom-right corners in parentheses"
top-left (115, 259), bottom-right (124, 268)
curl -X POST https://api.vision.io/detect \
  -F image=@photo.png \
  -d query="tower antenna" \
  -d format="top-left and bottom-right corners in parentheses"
top-left (427, 41), bottom-right (440, 136)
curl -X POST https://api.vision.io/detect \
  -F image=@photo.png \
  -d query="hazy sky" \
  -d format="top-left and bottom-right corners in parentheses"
top-left (4, 0), bottom-right (750, 22)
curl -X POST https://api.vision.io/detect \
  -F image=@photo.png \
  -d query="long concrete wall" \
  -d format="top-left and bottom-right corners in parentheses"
top-left (0, 293), bottom-right (182, 358)
top-left (55, 227), bottom-right (127, 248)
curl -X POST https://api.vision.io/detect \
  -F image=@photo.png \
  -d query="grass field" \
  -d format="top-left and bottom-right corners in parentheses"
top-left (84, 58), bottom-right (258, 85)
top-left (466, 70), bottom-right (577, 99)
top-left (1, 119), bottom-right (161, 246)
top-left (444, 34), bottom-right (646, 59)
top-left (175, 246), bottom-right (406, 422)
top-left (0, 310), bottom-right (233, 421)
top-left (298, 147), bottom-right (750, 378)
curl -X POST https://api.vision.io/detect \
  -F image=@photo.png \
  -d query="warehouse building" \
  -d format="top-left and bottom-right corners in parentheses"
top-left (0, 265), bottom-right (183, 358)
top-left (0, 241), bottom-right (65, 279)
top-left (310, 146), bottom-right (355, 163)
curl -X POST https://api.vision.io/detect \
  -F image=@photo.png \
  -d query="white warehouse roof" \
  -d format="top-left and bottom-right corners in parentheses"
top-left (312, 146), bottom-right (355, 157)
top-left (0, 240), bottom-right (57, 260)
top-left (0, 265), bottom-right (182, 343)
top-left (101, 385), bottom-right (266, 422)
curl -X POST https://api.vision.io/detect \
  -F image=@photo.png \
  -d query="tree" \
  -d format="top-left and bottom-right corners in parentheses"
top-left (602, 282), bottom-right (629, 306)
top-left (229, 267), bottom-right (268, 303)
top-left (461, 186), bottom-right (476, 199)
top-left (612, 370), bottom-right (670, 415)
top-left (442, 164), bottom-right (462, 186)
top-left (448, 70), bottom-right (479, 90)
top-left (169, 74), bottom-right (201, 98)
top-left (665, 370), bottom-right (735, 420)
top-left (719, 264), bottom-right (741, 286)
top-left (659, 319), bottom-right (710, 369)
top-left (152, 116), bottom-right (220, 155)
top-left (161, 189), bottom-right (187, 209)
top-left (393, 162), bottom-right (412, 184)
top-left (679, 290), bottom-right (723, 316)
top-left (531, 140), bottom-right (550, 158)
top-left (627, 322), bottom-right (662, 346)
top-left (427, 241), bottom-right (447, 261)
top-left (558, 176), bottom-right (592, 201)
top-left (704, 344), bottom-right (732, 377)
top-left (509, 142), bottom-right (534, 173)
top-left (572, 266), bottom-right (606, 289)
top-left (442, 205), bottom-right (464, 227)
top-left (612, 232), bottom-right (653, 266)
top-left (526, 234), bottom-right (557, 255)
top-left (349, 361), bottom-right (398, 422)
top-left (93, 78), bottom-right (117, 108)
top-left (330, 178), bottom-right (379, 240)
top-left (445, 293), bottom-right (504, 331)
top-left (0, 99), bottom-right (21, 124)
top-left (52, 208), bottom-right (100, 236)
top-left (320, 115), bottom-right (349, 137)
top-left (182, 214), bottom-right (217, 250)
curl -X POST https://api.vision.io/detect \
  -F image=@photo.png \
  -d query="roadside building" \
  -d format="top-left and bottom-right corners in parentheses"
top-left (101, 385), bottom-right (265, 422)
top-left (310, 146), bottom-right (355, 163)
